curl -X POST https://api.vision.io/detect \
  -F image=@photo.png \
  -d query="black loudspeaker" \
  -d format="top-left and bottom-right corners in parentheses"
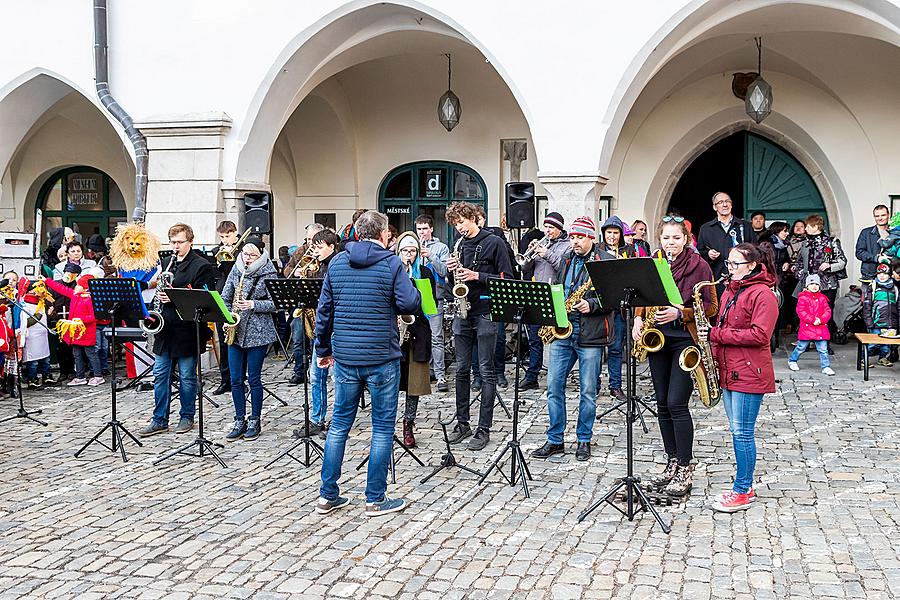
top-left (243, 192), bottom-right (272, 234)
top-left (505, 182), bottom-right (535, 229)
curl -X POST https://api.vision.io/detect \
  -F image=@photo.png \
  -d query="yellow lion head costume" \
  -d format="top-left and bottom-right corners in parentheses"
top-left (109, 222), bottom-right (161, 272)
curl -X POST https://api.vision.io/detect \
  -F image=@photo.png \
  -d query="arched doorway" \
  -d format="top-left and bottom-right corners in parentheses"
top-left (379, 161), bottom-right (487, 243)
top-left (37, 166), bottom-right (128, 241)
top-left (668, 132), bottom-right (828, 231)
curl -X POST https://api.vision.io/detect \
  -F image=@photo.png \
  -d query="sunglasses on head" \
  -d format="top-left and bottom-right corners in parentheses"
top-left (661, 216), bottom-right (685, 223)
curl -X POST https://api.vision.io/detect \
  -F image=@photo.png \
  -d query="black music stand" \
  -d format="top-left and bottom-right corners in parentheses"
top-left (264, 278), bottom-right (324, 468)
top-left (355, 428), bottom-right (425, 484)
top-left (74, 278), bottom-right (146, 462)
top-left (478, 277), bottom-right (559, 498)
top-left (577, 257), bottom-right (679, 534)
top-left (421, 412), bottom-right (482, 484)
top-left (0, 298), bottom-right (49, 428)
top-left (153, 289), bottom-right (231, 468)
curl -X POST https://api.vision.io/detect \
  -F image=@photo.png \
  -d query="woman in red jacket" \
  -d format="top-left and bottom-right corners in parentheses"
top-left (700, 243), bottom-right (778, 513)
top-left (43, 274), bottom-right (104, 386)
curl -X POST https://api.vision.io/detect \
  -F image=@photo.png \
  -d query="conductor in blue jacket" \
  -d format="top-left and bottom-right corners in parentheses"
top-left (314, 210), bottom-right (422, 517)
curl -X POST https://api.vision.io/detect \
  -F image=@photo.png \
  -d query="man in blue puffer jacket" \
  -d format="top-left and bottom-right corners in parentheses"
top-left (314, 210), bottom-right (421, 517)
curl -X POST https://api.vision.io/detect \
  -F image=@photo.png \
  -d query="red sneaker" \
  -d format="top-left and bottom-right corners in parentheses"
top-left (712, 491), bottom-right (754, 513)
top-left (747, 488), bottom-right (756, 502)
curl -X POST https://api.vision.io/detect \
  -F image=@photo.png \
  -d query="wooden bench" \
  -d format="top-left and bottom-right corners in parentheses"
top-left (854, 332), bottom-right (900, 381)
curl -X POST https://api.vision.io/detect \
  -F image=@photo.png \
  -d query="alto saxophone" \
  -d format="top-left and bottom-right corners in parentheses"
top-left (538, 278), bottom-right (592, 344)
top-left (678, 276), bottom-right (724, 408)
top-left (398, 314), bottom-right (415, 344)
top-left (140, 255), bottom-right (174, 337)
top-left (223, 271), bottom-right (246, 345)
top-left (632, 306), bottom-right (664, 362)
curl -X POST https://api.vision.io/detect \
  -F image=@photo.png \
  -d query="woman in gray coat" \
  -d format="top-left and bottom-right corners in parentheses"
top-left (220, 236), bottom-right (278, 440)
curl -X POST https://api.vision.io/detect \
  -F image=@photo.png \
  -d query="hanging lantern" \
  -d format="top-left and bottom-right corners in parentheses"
top-left (438, 53), bottom-right (461, 131)
top-left (745, 37), bottom-right (773, 124)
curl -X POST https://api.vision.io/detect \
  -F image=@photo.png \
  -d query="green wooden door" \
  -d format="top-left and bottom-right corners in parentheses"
top-left (744, 133), bottom-right (828, 230)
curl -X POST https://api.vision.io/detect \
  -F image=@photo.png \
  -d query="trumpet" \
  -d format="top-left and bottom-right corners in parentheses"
top-left (216, 228), bottom-right (254, 266)
top-left (515, 235), bottom-right (550, 267)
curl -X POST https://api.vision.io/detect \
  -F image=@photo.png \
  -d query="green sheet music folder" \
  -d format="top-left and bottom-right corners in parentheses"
top-left (413, 278), bottom-right (438, 316)
top-left (550, 283), bottom-right (568, 328)
top-left (652, 256), bottom-right (685, 306)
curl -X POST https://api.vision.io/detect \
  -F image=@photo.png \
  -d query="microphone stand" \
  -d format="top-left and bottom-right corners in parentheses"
top-left (0, 296), bottom-right (51, 426)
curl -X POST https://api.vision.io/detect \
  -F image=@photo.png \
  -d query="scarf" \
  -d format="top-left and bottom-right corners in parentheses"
top-left (668, 247), bottom-right (714, 305)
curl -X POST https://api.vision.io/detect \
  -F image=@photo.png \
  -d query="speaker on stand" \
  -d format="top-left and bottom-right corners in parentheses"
top-left (505, 182), bottom-right (535, 230)
top-left (243, 192), bottom-right (273, 255)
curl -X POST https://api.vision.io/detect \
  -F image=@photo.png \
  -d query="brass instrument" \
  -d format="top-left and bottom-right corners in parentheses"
top-left (450, 239), bottom-right (470, 319)
top-left (398, 314), bottom-right (415, 344)
top-left (289, 246), bottom-right (320, 339)
top-left (223, 271), bottom-right (246, 345)
top-left (538, 278), bottom-right (592, 344)
top-left (678, 276), bottom-right (725, 408)
top-left (140, 256), bottom-right (174, 336)
top-left (632, 305), bottom-right (664, 362)
top-left (515, 235), bottom-right (550, 267)
top-left (216, 228), bottom-right (254, 266)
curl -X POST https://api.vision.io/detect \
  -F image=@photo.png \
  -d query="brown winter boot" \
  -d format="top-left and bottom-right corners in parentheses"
top-left (664, 463), bottom-right (694, 497)
top-left (402, 420), bottom-right (416, 448)
top-left (649, 456), bottom-right (679, 490)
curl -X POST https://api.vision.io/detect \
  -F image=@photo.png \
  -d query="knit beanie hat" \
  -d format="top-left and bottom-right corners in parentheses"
top-left (877, 263), bottom-right (890, 274)
top-left (805, 274), bottom-right (821, 287)
top-left (77, 274), bottom-right (94, 289)
top-left (543, 212), bottom-right (565, 232)
top-left (569, 216), bottom-right (596, 239)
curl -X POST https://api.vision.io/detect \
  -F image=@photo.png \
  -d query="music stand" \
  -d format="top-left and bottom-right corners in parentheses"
top-left (153, 288), bottom-right (232, 468)
top-left (0, 297), bottom-right (49, 428)
top-left (477, 277), bottom-right (559, 498)
top-left (577, 257), bottom-right (680, 534)
top-left (264, 278), bottom-right (324, 468)
top-left (74, 278), bottom-right (147, 462)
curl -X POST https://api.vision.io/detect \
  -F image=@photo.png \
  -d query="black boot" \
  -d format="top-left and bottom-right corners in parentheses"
top-left (7, 375), bottom-right (18, 399)
top-left (212, 381), bottom-right (231, 395)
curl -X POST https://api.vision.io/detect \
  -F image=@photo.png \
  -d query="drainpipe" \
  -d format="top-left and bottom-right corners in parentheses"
top-left (93, 0), bottom-right (148, 222)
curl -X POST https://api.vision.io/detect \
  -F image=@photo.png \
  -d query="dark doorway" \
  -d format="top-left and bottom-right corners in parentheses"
top-left (668, 134), bottom-right (744, 231)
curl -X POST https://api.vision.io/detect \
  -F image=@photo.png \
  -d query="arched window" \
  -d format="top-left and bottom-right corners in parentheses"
top-left (379, 161), bottom-right (487, 243)
top-left (37, 166), bottom-right (128, 242)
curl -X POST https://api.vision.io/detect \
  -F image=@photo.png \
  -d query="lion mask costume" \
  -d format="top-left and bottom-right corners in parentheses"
top-left (109, 222), bottom-right (161, 272)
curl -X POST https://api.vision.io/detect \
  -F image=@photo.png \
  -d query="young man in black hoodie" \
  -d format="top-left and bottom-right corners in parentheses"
top-left (446, 201), bottom-right (514, 451)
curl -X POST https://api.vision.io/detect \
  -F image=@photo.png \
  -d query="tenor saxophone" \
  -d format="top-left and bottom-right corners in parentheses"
top-left (223, 271), bottom-right (246, 346)
top-left (678, 276), bottom-right (724, 408)
top-left (538, 278), bottom-right (592, 344)
top-left (450, 239), bottom-right (470, 319)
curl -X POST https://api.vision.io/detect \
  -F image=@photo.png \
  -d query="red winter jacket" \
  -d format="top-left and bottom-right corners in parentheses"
top-left (796, 290), bottom-right (831, 341)
top-left (44, 278), bottom-right (97, 346)
top-left (709, 267), bottom-right (779, 394)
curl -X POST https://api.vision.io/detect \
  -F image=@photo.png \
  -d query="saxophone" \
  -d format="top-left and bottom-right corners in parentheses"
top-left (223, 271), bottom-right (246, 345)
top-left (678, 277), bottom-right (724, 408)
top-left (140, 255), bottom-right (174, 337)
top-left (450, 238), bottom-right (470, 319)
top-left (538, 278), bottom-right (592, 344)
top-left (632, 305), bottom-right (664, 362)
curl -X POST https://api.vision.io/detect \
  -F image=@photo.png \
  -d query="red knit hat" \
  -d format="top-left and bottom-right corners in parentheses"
top-left (569, 216), bottom-right (596, 239)
top-left (77, 274), bottom-right (95, 288)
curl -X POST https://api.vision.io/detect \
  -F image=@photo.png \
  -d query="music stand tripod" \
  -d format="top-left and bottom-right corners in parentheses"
top-left (153, 289), bottom-right (231, 468)
top-left (421, 412), bottom-right (481, 484)
top-left (577, 258), bottom-right (679, 534)
top-left (264, 278), bottom-right (324, 468)
top-left (0, 297), bottom-right (49, 427)
top-left (74, 278), bottom-right (147, 461)
top-left (477, 277), bottom-right (559, 499)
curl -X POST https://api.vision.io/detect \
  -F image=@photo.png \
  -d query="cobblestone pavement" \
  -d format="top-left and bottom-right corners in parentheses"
top-left (0, 342), bottom-right (898, 599)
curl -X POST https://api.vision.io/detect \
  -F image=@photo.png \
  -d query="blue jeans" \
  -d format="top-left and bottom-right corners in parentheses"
top-left (95, 324), bottom-right (109, 372)
top-left (228, 344), bottom-right (267, 420)
top-left (722, 389), bottom-right (764, 494)
top-left (309, 340), bottom-right (330, 424)
top-left (545, 321), bottom-right (602, 444)
top-left (607, 312), bottom-right (626, 390)
top-left (152, 350), bottom-right (198, 425)
top-left (320, 359), bottom-right (400, 504)
top-left (291, 317), bottom-right (307, 377)
top-left (24, 356), bottom-right (51, 381)
top-left (524, 324), bottom-right (543, 383)
top-left (73, 345), bottom-right (103, 379)
top-left (867, 328), bottom-right (891, 359)
top-left (788, 339), bottom-right (830, 368)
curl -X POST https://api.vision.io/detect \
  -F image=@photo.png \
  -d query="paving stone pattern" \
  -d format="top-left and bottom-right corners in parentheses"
top-left (0, 344), bottom-right (898, 599)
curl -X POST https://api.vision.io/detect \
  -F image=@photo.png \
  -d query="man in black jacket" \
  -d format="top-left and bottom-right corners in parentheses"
top-left (856, 204), bottom-right (892, 280)
top-left (446, 201), bottom-right (514, 451)
top-left (696, 192), bottom-right (754, 292)
top-left (139, 223), bottom-right (215, 436)
top-left (531, 216), bottom-right (613, 462)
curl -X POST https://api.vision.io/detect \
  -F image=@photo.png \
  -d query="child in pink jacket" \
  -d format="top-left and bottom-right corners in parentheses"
top-left (788, 274), bottom-right (834, 375)
top-left (44, 274), bottom-right (104, 386)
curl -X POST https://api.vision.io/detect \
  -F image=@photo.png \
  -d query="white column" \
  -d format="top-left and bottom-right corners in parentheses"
top-left (136, 113), bottom-right (232, 246)
top-left (538, 172), bottom-right (607, 232)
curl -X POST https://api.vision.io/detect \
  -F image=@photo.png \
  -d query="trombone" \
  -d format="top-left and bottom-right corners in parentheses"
top-left (215, 228), bottom-right (254, 266)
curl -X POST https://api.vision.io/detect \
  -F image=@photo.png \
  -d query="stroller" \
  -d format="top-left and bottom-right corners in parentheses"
top-left (833, 284), bottom-right (866, 344)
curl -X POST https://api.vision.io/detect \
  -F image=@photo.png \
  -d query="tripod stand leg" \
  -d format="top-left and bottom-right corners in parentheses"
top-left (201, 440), bottom-right (228, 468)
top-left (631, 482), bottom-right (671, 534)
top-left (75, 422), bottom-right (113, 458)
top-left (118, 424), bottom-right (144, 447)
top-left (394, 435), bottom-right (425, 467)
top-left (576, 478), bottom-right (626, 522)
top-left (112, 424), bottom-right (128, 463)
top-left (634, 405), bottom-right (650, 434)
top-left (477, 442), bottom-right (513, 485)
top-left (512, 446), bottom-right (531, 498)
top-left (262, 385), bottom-right (289, 407)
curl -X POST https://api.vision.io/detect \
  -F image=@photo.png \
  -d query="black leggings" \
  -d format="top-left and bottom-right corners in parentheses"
top-left (648, 336), bottom-right (695, 466)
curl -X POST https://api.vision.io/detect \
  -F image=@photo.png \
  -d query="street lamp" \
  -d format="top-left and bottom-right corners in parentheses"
top-left (746, 37), bottom-right (773, 124)
top-left (438, 53), bottom-right (461, 132)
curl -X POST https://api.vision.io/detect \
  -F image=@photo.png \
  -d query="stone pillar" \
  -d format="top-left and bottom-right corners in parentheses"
top-left (136, 113), bottom-right (232, 247)
top-left (538, 173), bottom-right (607, 233)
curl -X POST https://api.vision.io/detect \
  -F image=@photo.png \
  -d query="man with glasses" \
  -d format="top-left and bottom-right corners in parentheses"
top-left (696, 192), bottom-right (754, 294)
top-left (415, 215), bottom-right (450, 392)
top-left (139, 223), bottom-right (215, 437)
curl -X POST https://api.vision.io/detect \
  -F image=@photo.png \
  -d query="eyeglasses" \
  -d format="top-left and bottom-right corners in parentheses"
top-left (399, 248), bottom-right (418, 254)
top-left (661, 216), bottom-right (685, 223)
top-left (715, 199), bottom-right (733, 206)
top-left (169, 239), bottom-right (189, 245)
top-left (725, 260), bottom-right (750, 268)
